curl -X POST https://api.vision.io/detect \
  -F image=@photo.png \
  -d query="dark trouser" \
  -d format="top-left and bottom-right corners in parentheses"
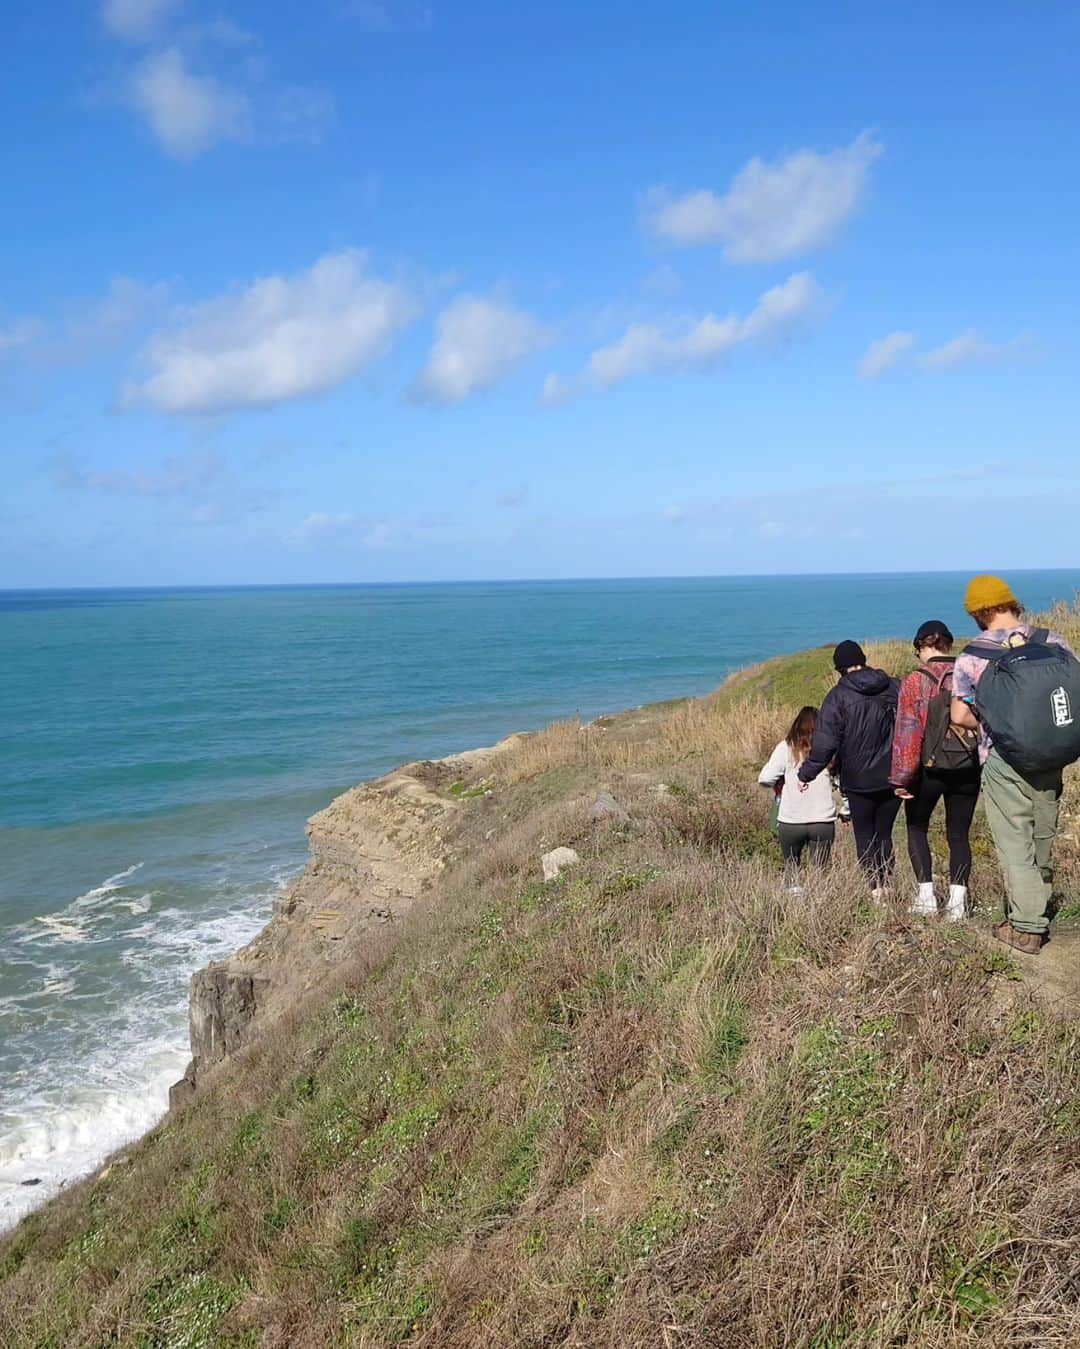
top-left (904, 768), bottom-right (981, 885)
top-left (778, 821), bottom-right (835, 875)
top-left (847, 789), bottom-right (902, 889)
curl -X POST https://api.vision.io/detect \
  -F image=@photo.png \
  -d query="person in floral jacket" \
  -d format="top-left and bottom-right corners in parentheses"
top-left (890, 620), bottom-right (981, 920)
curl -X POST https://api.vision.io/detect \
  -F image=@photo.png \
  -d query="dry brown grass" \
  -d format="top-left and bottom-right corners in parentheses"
top-left (500, 717), bottom-right (590, 784)
top-left (3, 617), bottom-right (1080, 1348)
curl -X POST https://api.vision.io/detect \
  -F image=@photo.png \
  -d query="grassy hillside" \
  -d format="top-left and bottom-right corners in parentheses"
top-left (4, 617), bottom-right (1080, 1348)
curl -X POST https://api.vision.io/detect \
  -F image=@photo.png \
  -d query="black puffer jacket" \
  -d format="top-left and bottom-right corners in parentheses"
top-left (798, 667), bottom-right (900, 794)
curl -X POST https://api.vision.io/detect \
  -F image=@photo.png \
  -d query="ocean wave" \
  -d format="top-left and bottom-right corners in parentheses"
top-left (73, 863), bottom-right (144, 908)
top-left (32, 914), bottom-right (91, 944)
top-left (19, 875), bottom-right (159, 950)
top-left (0, 873), bottom-right (284, 1235)
top-left (39, 976), bottom-right (76, 997)
top-left (114, 892), bottom-right (154, 916)
top-left (0, 1044), bottom-right (189, 1232)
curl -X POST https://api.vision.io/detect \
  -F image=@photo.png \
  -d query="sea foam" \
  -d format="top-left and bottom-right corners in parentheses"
top-left (0, 865), bottom-right (280, 1234)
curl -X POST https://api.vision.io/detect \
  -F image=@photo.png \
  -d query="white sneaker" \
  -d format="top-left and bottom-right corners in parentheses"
top-left (910, 882), bottom-right (937, 917)
top-left (945, 884), bottom-right (967, 922)
top-left (787, 884), bottom-right (806, 898)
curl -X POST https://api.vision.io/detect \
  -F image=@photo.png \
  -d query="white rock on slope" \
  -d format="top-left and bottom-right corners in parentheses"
top-left (541, 847), bottom-right (580, 882)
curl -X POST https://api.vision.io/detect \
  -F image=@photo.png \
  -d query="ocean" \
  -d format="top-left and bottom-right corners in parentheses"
top-left (2, 572), bottom-right (1078, 1230)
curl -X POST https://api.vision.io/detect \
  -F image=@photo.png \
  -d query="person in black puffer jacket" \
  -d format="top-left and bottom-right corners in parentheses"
top-left (798, 640), bottom-right (900, 894)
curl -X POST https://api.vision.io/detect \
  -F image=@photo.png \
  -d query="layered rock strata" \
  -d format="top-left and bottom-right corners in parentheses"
top-left (170, 741), bottom-right (515, 1106)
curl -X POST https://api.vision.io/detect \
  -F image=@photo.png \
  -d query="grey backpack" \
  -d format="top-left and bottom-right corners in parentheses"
top-left (964, 628), bottom-right (1080, 774)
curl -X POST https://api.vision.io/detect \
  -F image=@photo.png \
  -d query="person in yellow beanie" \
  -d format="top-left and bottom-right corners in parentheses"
top-left (964, 574), bottom-right (1022, 622)
top-left (952, 576), bottom-right (1078, 954)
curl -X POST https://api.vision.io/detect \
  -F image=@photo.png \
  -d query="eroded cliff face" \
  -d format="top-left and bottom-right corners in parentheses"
top-left (170, 740), bottom-right (518, 1106)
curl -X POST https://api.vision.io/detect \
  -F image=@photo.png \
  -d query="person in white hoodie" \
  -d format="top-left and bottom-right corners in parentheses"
top-left (758, 706), bottom-right (837, 893)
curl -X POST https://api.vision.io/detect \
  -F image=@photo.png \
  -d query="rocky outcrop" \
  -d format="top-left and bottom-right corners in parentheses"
top-left (169, 966), bottom-right (269, 1107)
top-left (171, 739), bottom-right (519, 1102)
top-left (541, 847), bottom-right (580, 882)
top-left (588, 791), bottom-right (630, 825)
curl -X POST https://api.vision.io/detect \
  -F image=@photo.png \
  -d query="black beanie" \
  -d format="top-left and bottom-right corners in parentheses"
top-left (913, 619), bottom-right (954, 649)
top-left (833, 640), bottom-right (866, 672)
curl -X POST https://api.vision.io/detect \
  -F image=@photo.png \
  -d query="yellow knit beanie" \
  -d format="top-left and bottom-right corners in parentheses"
top-left (964, 574), bottom-right (1019, 616)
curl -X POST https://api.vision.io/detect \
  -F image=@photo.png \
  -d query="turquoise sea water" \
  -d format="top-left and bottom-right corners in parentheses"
top-left (2, 572), bottom-right (1079, 1228)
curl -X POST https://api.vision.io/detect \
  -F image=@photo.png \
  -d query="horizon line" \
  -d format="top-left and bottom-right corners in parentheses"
top-left (4, 566), bottom-right (1080, 595)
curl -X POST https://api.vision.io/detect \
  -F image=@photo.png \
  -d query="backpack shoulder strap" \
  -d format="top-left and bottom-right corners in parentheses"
top-left (916, 663), bottom-right (951, 690)
top-left (962, 640), bottom-right (1009, 662)
top-left (963, 628), bottom-right (1052, 661)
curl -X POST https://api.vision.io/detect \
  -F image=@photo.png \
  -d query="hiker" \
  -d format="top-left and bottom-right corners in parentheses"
top-left (758, 705), bottom-right (836, 893)
top-left (890, 621), bottom-right (981, 920)
top-left (798, 641), bottom-right (900, 896)
top-left (952, 575), bottom-right (1080, 954)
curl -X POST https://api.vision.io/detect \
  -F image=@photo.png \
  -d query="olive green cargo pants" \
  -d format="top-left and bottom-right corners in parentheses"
top-left (981, 749), bottom-right (1062, 935)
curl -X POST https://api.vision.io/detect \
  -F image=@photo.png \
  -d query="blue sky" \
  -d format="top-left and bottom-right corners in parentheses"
top-left (3, 0), bottom-right (1078, 586)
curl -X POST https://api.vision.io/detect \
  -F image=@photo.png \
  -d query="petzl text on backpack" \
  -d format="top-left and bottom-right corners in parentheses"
top-left (963, 628), bottom-right (1080, 774)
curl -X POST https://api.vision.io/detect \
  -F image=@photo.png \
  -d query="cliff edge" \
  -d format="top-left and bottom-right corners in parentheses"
top-left (4, 631), bottom-right (1080, 1349)
top-left (171, 738), bottom-right (522, 1104)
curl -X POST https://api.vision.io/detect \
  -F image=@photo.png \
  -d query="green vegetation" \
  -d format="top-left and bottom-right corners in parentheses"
top-left (445, 778), bottom-right (489, 800)
top-left (3, 612), bottom-right (1080, 1346)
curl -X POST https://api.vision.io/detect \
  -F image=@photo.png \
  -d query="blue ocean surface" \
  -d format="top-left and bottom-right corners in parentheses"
top-left (2, 572), bottom-right (1078, 1228)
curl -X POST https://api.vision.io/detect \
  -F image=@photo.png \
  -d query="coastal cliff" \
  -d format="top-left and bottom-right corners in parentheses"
top-left (4, 634), bottom-right (1080, 1349)
top-left (172, 739), bottom-right (522, 1104)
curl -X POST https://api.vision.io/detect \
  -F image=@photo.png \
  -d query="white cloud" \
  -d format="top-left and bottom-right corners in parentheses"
top-left (52, 448), bottom-right (271, 522)
top-left (105, 6), bottom-right (331, 159)
top-left (641, 265), bottom-right (683, 299)
top-left (288, 511), bottom-right (356, 543)
top-left (859, 327), bottom-right (1033, 377)
top-left (0, 318), bottom-right (45, 355)
top-left (661, 462), bottom-right (1068, 548)
top-left (540, 371), bottom-right (574, 408)
top-left (61, 277), bottom-right (170, 358)
top-left (363, 520), bottom-right (401, 548)
top-left (103, 0), bottom-right (181, 41)
top-left (858, 329), bottom-right (916, 378)
top-left (131, 47), bottom-right (249, 158)
top-left (0, 279), bottom-right (166, 364)
top-left (52, 449), bottom-right (225, 499)
top-left (646, 131), bottom-right (881, 262)
top-left (128, 250), bottom-right (418, 414)
top-left (581, 271), bottom-right (823, 391)
top-left (287, 511), bottom-right (458, 550)
top-left (271, 85), bottom-right (336, 143)
top-left (411, 295), bottom-right (549, 405)
top-left (361, 514), bottom-right (453, 548)
top-left (917, 328), bottom-right (1031, 370)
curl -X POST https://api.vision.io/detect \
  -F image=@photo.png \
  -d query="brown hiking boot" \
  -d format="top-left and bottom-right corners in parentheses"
top-left (993, 921), bottom-right (1044, 956)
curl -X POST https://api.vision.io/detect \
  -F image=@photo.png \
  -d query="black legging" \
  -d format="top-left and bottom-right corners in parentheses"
top-left (778, 821), bottom-right (836, 871)
top-left (847, 789), bottom-right (902, 889)
top-left (904, 769), bottom-right (981, 885)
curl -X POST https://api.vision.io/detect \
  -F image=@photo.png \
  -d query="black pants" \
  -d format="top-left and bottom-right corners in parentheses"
top-left (778, 821), bottom-right (835, 872)
top-left (904, 769), bottom-right (981, 885)
top-left (847, 789), bottom-right (902, 889)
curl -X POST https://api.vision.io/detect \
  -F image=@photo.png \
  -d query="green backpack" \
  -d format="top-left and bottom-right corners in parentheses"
top-left (963, 629), bottom-right (1080, 774)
